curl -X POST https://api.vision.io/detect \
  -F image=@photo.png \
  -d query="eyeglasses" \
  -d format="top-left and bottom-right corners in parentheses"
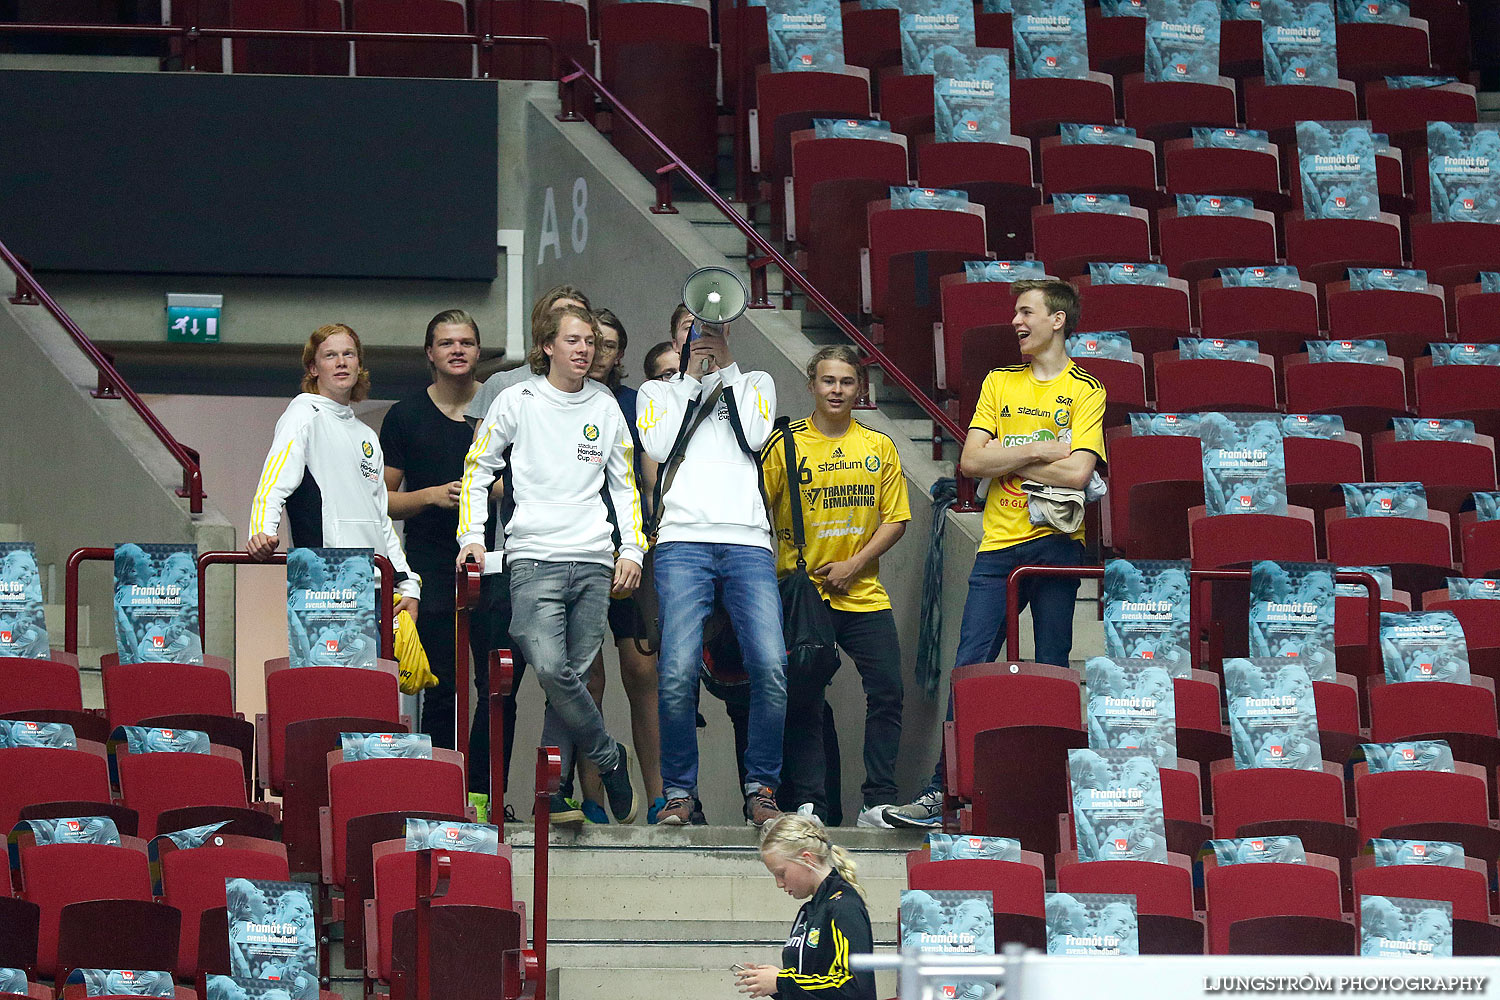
top-left (650, 370), bottom-right (677, 381)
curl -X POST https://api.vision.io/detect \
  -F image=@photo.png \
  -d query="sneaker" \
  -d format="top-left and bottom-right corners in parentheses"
top-left (549, 793), bottom-right (585, 826)
top-left (690, 798), bottom-right (708, 826)
top-left (882, 789), bottom-right (943, 829)
top-left (856, 804), bottom-right (894, 829)
top-left (654, 796), bottom-right (693, 825)
top-left (599, 744), bottom-right (640, 824)
top-left (646, 796), bottom-right (667, 824)
top-left (796, 802), bottom-right (822, 824)
top-left (581, 799), bottom-right (609, 825)
top-left (468, 792), bottom-right (490, 824)
top-left (745, 787), bottom-right (782, 828)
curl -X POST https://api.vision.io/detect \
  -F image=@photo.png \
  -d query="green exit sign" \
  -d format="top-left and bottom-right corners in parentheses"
top-left (166, 293), bottom-right (222, 343)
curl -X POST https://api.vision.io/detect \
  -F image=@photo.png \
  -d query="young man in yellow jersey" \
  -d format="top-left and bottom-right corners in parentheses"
top-left (762, 345), bottom-right (911, 827)
top-left (884, 279), bottom-right (1106, 828)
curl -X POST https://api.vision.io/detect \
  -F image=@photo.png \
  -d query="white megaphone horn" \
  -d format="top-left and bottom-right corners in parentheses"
top-left (680, 266), bottom-right (748, 374)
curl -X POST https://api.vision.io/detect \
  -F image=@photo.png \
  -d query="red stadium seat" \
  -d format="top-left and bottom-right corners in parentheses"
top-left (1355, 766), bottom-right (1491, 845)
top-left (1242, 77), bottom-right (1357, 162)
top-left (806, 177), bottom-right (901, 316)
top-left (1371, 431), bottom-right (1497, 527)
top-left (115, 744), bottom-right (252, 839)
top-left (1353, 858), bottom-right (1493, 925)
top-left (1283, 353), bottom-right (1412, 441)
top-left (1031, 203), bottom-right (1152, 280)
top-left (1325, 278), bottom-right (1450, 363)
top-left (1102, 429), bottom-right (1202, 554)
top-left (840, 7), bottom-right (900, 83)
top-left (1284, 432), bottom-right (1367, 539)
top-left (787, 134), bottom-right (908, 246)
top-left (719, 2), bottom-right (769, 107)
top-left (1074, 275), bottom-right (1193, 380)
top-left (1336, 20), bottom-right (1435, 83)
top-left (908, 856), bottom-right (1046, 920)
top-left (937, 275), bottom-right (1022, 397)
top-left (491, 1), bottom-right (593, 81)
top-left (16, 838), bottom-right (155, 979)
top-left (1157, 208), bottom-right (1279, 286)
top-left (877, 72), bottom-right (935, 137)
top-left (969, 725), bottom-right (1088, 864)
top-left (1039, 134), bottom-right (1166, 211)
top-left (0, 745), bottom-right (111, 841)
top-left (1162, 138), bottom-right (1288, 216)
top-left (1410, 0), bottom-right (1472, 79)
top-left (1325, 507), bottom-right (1454, 598)
top-left (1364, 78), bottom-right (1478, 154)
top-left (916, 138), bottom-right (1041, 260)
top-left (1202, 854), bottom-right (1344, 955)
top-left (323, 751), bottom-right (468, 888)
top-left (1011, 74), bottom-right (1117, 143)
top-left (1085, 6), bottom-right (1144, 82)
top-left (881, 248), bottom-right (971, 393)
top-left (1411, 219), bottom-right (1500, 291)
top-left (1453, 283), bottom-right (1500, 343)
top-left (0, 656), bottom-right (84, 714)
top-left (1313, 674), bottom-right (1363, 765)
top-left (1228, 913), bottom-right (1356, 955)
top-left (351, 0), bottom-right (473, 78)
top-left (1056, 856), bottom-right (1195, 919)
top-left (157, 834), bottom-right (289, 980)
top-left (1073, 354), bottom-right (1147, 430)
top-left (1188, 506), bottom-right (1319, 569)
top-left (1209, 766), bottom-right (1348, 841)
top-left (754, 69), bottom-right (871, 182)
top-left (1218, 19), bottom-right (1262, 80)
top-left (1195, 277), bottom-right (1321, 359)
top-left (260, 658), bottom-right (401, 796)
top-left (1283, 212), bottom-right (1405, 289)
top-left (948, 662), bottom-right (1082, 805)
top-left (1151, 350), bottom-right (1278, 412)
top-left (1121, 74), bottom-right (1239, 144)
top-left (1368, 679), bottom-right (1498, 745)
top-left (230, 0), bottom-right (347, 75)
top-left (1414, 357), bottom-right (1500, 443)
top-left (863, 200), bottom-right (986, 317)
top-left (100, 658), bottom-right (234, 730)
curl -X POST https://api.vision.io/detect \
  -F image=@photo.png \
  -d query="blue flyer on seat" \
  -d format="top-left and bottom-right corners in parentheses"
top-left (1178, 337), bottom-right (1261, 360)
top-left (1101, 0), bottom-right (1148, 14)
top-left (1482, 272), bottom-right (1500, 293)
top-left (861, 0), bottom-right (899, 9)
top-left (404, 819), bottom-right (500, 854)
top-left (1392, 418), bottom-right (1476, 442)
top-left (1262, 0), bottom-right (1337, 85)
top-left (287, 546), bottom-right (377, 670)
top-left (14, 815), bottom-right (121, 847)
top-left (812, 118), bottom-right (897, 141)
top-left (1370, 839), bottom-right (1466, 867)
top-left (1361, 739), bottom-right (1455, 773)
top-left (1068, 748), bottom-right (1169, 862)
top-left (899, 0), bottom-right (976, 74)
top-left (1296, 120), bottom-right (1379, 220)
top-left (965, 259), bottom-right (1048, 281)
top-left (1218, 265), bottom-right (1301, 287)
top-left (1193, 126), bottom-right (1271, 150)
top-left (1060, 123), bottom-right (1140, 145)
top-left (982, 0), bottom-right (1012, 9)
top-left (1380, 611), bottom-right (1471, 684)
top-left (1342, 482), bottom-right (1427, 518)
top-left (1129, 412), bottom-right (1201, 437)
top-left (1046, 893), bottom-right (1139, 955)
top-left (1013, 0), bottom-right (1089, 79)
top-left (120, 725), bottom-right (210, 755)
top-left (1176, 194), bottom-right (1257, 216)
top-left (1085, 656), bottom-right (1180, 767)
top-left (72, 970), bottom-right (176, 996)
top-left (154, 820), bottom-right (234, 861)
top-left (1145, 0), bottom-right (1221, 82)
top-left (1347, 266), bottom-right (1428, 291)
top-left (1068, 332), bottom-right (1135, 361)
top-left (207, 976), bottom-right (317, 1000)
top-left (1427, 123), bottom-right (1500, 224)
top-left (929, 833), bottom-right (1023, 860)
top-left (1385, 74), bottom-right (1459, 88)
top-left (1250, 561), bottom-right (1336, 674)
top-left (1306, 339), bottom-right (1388, 363)
top-left (113, 542), bottom-right (201, 665)
top-left (890, 185), bottom-right (971, 210)
top-left (0, 719), bottom-right (76, 749)
top-left (1448, 577), bottom-right (1500, 600)
top-left (1335, 565), bottom-right (1392, 599)
top-left (1209, 835), bottom-right (1307, 864)
top-left (900, 889), bottom-right (995, 998)
top-left (1361, 896), bottom-right (1453, 958)
top-left (1089, 261), bottom-right (1169, 285)
top-left (1336, 0), bottom-right (1407, 19)
top-left (1103, 559), bottom-right (1191, 667)
top-left (0, 542), bottom-right (48, 659)
top-left (1220, 0), bottom-right (1263, 18)
top-left (0, 969), bottom-right (24, 994)
top-left (767, 0), bottom-right (845, 71)
top-left (1431, 343), bottom-right (1500, 366)
top-left (1201, 412), bottom-right (1288, 516)
top-left (1224, 657), bottom-right (1323, 769)
top-left (934, 45), bottom-right (1012, 143)
top-left (226, 878), bottom-right (318, 987)
top-left (1478, 492), bottom-right (1500, 521)
top-left (1053, 193), bottom-right (1135, 214)
top-left (1281, 413), bottom-right (1345, 439)
top-left (340, 732), bottom-right (432, 761)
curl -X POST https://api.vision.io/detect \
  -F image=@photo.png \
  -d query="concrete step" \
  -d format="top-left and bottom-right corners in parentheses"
top-left (43, 604), bottom-right (89, 646)
top-left (507, 824), bottom-right (917, 942)
top-left (548, 943), bottom-right (900, 1000)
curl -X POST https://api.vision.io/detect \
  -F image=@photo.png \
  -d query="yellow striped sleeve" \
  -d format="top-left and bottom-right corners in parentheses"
top-left (458, 425), bottom-right (493, 538)
top-left (781, 919), bottom-right (853, 990)
top-left (249, 439), bottom-right (294, 535)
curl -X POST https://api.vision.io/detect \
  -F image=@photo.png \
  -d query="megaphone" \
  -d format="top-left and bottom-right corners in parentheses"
top-left (680, 267), bottom-right (748, 374)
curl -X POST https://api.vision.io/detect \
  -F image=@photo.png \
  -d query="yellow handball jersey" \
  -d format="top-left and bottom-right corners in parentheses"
top-left (971, 361), bottom-right (1107, 553)
top-left (761, 418), bottom-right (912, 613)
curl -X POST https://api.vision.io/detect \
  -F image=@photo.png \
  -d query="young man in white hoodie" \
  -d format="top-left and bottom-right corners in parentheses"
top-left (247, 324), bottom-right (422, 612)
top-left (457, 305), bottom-right (647, 824)
top-left (636, 321), bottom-right (786, 827)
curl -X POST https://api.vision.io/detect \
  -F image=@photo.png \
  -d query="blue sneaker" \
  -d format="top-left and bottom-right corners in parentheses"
top-left (581, 799), bottom-right (610, 824)
top-left (646, 796), bottom-right (668, 824)
top-left (882, 789), bottom-right (943, 829)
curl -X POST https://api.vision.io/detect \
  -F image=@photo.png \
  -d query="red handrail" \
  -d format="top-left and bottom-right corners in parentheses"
top-left (555, 60), bottom-right (983, 510)
top-left (1, 240), bottom-right (205, 514)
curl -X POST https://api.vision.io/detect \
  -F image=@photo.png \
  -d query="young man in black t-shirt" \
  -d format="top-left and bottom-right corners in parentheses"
top-left (381, 309), bottom-right (517, 812)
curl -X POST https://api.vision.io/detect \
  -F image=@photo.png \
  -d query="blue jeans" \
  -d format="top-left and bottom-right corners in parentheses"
top-left (925, 533), bottom-right (1088, 792)
top-left (654, 541), bottom-right (787, 799)
top-left (507, 559), bottom-right (619, 781)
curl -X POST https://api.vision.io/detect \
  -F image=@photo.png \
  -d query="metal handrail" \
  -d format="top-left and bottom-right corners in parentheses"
top-left (1, 240), bottom-right (205, 513)
top-left (0, 14), bottom-right (559, 78)
top-left (556, 60), bottom-right (982, 510)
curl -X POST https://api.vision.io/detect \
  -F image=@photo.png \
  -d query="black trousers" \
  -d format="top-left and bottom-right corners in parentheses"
top-left (410, 549), bottom-right (528, 795)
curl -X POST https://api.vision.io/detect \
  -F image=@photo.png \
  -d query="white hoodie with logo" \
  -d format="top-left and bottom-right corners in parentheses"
top-left (636, 363), bottom-right (778, 550)
top-left (458, 375), bottom-right (647, 569)
top-left (248, 392), bottom-right (421, 599)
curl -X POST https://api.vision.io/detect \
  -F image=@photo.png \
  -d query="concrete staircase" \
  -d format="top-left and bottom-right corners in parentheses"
top-left (507, 824), bottom-right (924, 1000)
